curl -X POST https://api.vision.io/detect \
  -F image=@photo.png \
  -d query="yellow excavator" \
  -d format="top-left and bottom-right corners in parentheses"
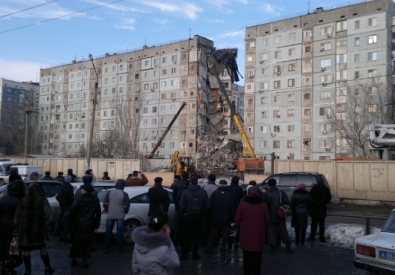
top-left (168, 151), bottom-right (197, 178)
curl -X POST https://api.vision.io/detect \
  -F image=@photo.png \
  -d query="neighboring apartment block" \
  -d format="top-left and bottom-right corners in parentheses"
top-left (245, 0), bottom-right (395, 160)
top-left (39, 35), bottom-right (239, 158)
top-left (0, 78), bottom-right (39, 154)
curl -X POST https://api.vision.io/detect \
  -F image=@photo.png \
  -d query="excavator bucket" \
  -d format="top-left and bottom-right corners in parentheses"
top-left (237, 158), bottom-right (265, 174)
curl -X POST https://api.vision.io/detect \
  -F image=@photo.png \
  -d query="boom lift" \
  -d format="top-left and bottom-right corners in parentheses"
top-left (206, 49), bottom-right (264, 177)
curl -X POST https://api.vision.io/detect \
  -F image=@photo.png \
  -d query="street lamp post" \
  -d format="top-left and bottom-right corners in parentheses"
top-left (23, 98), bottom-right (35, 163)
top-left (86, 54), bottom-right (99, 169)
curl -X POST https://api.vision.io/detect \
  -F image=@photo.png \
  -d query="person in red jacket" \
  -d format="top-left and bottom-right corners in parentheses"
top-left (125, 171), bottom-right (148, 186)
top-left (235, 186), bottom-right (271, 275)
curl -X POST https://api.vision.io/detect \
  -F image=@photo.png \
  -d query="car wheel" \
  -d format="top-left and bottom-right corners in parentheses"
top-left (30, 172), bottom-right (40, 181)
top-left (124, 219), bottom-right (142, 244)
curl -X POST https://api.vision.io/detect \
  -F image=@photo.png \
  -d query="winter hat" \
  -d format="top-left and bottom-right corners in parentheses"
top-left (219, 179), bottom-right (227, 185)
top-left (247, 186), bottom-right (259, 197)
top-left (297, 183), bottom-right (306, 191)
top-left (82, 175), bottom-right (93, 184)
top-left (64, 175), bottom-right (73, 183)
top-left (231, 176), bottom-right (239, 185)
top-left (208, 174), bottom-right (216, 181)
top-left (81, 184), bottom-right (94, 193)
top-left (268, 178), bottom-right (277, 187)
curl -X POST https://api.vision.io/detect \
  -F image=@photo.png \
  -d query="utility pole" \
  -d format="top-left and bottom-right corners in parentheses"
top-left (23, 98), bottom-right (36, 163)
top-left (86, 54), bottom-right (99, 169)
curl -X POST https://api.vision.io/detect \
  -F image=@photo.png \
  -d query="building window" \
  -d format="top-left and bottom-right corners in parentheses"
top-left (354, 54), bottom-right (360, 63)
top-left (261, 97), bottom-right (267, 104)
top-left (273, 140), bottom-right (280, 148)
top-left (288, 32), bottom-right (296, 41)
top-left (263, 38), bottom-right (269, 45)
top-left (288, 48), bottom-right (295, 56)
top-left (287, 109), bottom-right (295, 117)
top-left (274, 51), bottom-right (281, 59)
top-left (336, 54), bottom-right (347, 63)
top-left (274, 81), bottom-right (280, 89)
top-left (274, 35), bottom-right (280, 44)
top-left (355, 71), bottom-right (359, 79)
top-left (336, 21), bottom-right (347, 31)
top-left (274, 95), bottom-right (280, 103)
top-left (260, 141), bottom-right (267, 149)
top-left (273, 126), bottom-right (280, 132)
top-left (319, 140), bottom-right (332, 148)
top-left (368, 52), bottom-right (377, 61)
top-left (288, 125), bottom-right (295, 132)
top-left (320, 42), bottom-right (331, 51)
top-left (368, 69), bottom-right (377, 77)
top-left (368, 17), bottom-right (377, 27)
top-left (273, 110), bottom-right (280, 118)
top-left (261, 111), bottom-right (267, 118)
top-left (288, 94), bottom-right (295, 102)
top-left (320, 59), bottom-right (331, 67)
top-left (320, 26), bottom-right (332, 36)
top-left (288, 63), bottom-right (295, 71)
top-left (287, 140), bottom-right (295, 148)
top-left (305, 46), bottom-right (311, 52)
top-left (355, 20), bottom-right (360, 29)
top-left (368, 35), bottom-right (377, 44)
top-left (319, 107), bottom-right (331, 116)
top-left (320, 91), bottom-right (331, 99)
top-left (288, 79), bottom-right (295, 87)
top-left (370, 86), bottom-right (378, 95)
top-left (248, 127), bottom-right (253, 133)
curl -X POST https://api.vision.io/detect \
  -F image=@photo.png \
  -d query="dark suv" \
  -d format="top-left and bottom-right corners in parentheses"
top-left (242, 172), bottom-right (329, 199)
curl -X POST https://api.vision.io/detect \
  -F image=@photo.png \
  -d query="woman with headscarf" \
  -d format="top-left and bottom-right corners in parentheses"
top-left (14, 182), bottom-right (54, 275)
top-left (0, 180), bottom-right (25, 275)
top-left (290, 183), bottom-right (313, 245)
top-left (68, 184), bottom-right (101, 268)
top-left (132, 211), bottom-right (180, 275)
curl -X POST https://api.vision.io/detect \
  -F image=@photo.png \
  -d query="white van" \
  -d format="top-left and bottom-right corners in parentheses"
top-left (0, 159), bottom-right (18, 185)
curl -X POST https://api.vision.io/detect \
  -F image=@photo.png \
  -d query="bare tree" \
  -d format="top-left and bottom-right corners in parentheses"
top-left (327, 76), bottom-right (392, 158)
top-left (89, 96), bottom-right (142, 158)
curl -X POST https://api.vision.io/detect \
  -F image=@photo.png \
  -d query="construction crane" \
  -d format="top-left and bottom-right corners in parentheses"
top-left (148, 102), bottom-right (187, 158)
top-left (206, 48), bottom-right (264, 177)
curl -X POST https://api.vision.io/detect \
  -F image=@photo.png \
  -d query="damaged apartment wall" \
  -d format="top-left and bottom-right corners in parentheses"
top-left (195, 47), bottom-right (244, 174)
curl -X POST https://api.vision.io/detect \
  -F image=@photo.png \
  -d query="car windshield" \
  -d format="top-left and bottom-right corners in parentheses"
top-left (381, 211), bottom-right (395, 233)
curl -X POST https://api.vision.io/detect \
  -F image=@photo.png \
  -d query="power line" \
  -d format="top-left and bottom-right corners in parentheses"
top-left (0, 0), bottom-right (60, 19)
top-left (0, 0), bottom-right (123, 34)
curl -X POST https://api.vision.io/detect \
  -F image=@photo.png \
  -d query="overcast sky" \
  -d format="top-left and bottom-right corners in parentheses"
top-left (1, 0), bottom-right (351, 85)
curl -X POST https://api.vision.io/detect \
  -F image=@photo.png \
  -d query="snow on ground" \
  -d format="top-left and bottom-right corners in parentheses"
top-left (286, 222), bottom-right (381, 248)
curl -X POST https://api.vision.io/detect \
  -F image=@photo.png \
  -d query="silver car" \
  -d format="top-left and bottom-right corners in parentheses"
top-left (96, 186), bottom-right (175, 244)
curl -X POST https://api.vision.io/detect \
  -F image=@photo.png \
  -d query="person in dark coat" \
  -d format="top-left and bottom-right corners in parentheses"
top-left (170, 172), bottom-right (189, 243)
top-left (74, 175), bottom-right (98, 199)
top-left (179, 176), bottom-right (209, 260)
top-left (235, 186), bottom-right (271, 275)
top-left (67, 169), bottom-right (77, 183)
top-left (0, 180), bottom-right (25, 275)
top-left (102, 172), bottom-right (111, 180)
top-left (54, 172), bottom-right (65, 183)
top-left (309, 175), bottom-right (332, 243)
top-left (14, 182), bottom-right (54, 275)
top-left (205, 180), bottom-right (234, 253)
top-left (229, 176), bottom-right (244, 219)
top-left (52, 175), bottom-right (74, 236)
top-left (8, 168), bottom-right (22, 183)
top-left (290, 183), bottom-right (313, 245)
top-left (263, 178), bottom-right (293, 254)
top-left (68, 184), bottom-right (101, 268)
top-left (147, 177), bottom-right (170, 216)
top-left (41, 171), bottom-right (53, 180)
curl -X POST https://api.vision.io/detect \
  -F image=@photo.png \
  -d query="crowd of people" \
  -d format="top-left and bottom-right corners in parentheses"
top-left (0, 168), bottom-right (331, 275)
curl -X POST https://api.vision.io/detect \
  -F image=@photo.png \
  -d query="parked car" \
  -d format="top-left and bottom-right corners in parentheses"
top-left (71, 180), bottom-right (116, 193)
top-left (354, 209), bottom-right (395, 274)
top-left (241, 172), bottom-right (329, 198)
top-left (95, 186), bottom-right (175, 244)
top-left (0, 180), bottom-right (62, 221)
top-left (10, 165), bottom-right (42, 181)
top-left (0, 159), bottom-right (18, 186)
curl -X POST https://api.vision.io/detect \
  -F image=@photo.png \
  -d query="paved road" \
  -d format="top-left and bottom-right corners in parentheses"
top-left (12, 202), bottom-right (389, 274)
top-left (10, 233), bottom-right (370, 275)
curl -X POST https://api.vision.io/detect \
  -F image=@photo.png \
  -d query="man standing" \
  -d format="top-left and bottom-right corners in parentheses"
top-left (41, 171), bottom-right (53, 180)
top-left (103, 179), bottom-right (130, 253)
top-left (171, 172), bottom-right (189, 243)
top-left (205, 180), bottom-right (234, 253)
top-left (264, 178), bottom-right (293, 254)
top-left (179, 176), bottom-right (209, 260)
top-left (202, 174), bottom-right (217, 199)
top-left (309, 175), bottom-right (332, 243)
top-left (75, 175), bottom-right (98, 199)
top-left (125, 171), bottom-right (148, 186)
top-left (54, 172), bottom-right (65, 183)
top-left (102, 172), bottom-right (111, 180)
top-left (147, 177), bottom-right (170, 216)
top-left (53, 175), bottom-right (74, 236)
top-left (67, 169), bottom-right (77, 183)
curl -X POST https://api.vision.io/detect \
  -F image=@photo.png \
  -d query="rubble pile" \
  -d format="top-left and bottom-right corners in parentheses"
top-left (196, 133), bottom-right (243, 176)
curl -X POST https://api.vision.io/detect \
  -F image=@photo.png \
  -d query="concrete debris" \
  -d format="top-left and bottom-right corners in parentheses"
top-left (196, 133), bottom-right (243, 175)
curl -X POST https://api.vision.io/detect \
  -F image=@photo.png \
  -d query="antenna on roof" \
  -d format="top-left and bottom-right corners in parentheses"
top-left (144, 36), bottom-right (146, 47)
top-left (307, 0), bottom-right (310, 14)
top-left (189, 28), bottom-right (191, 39)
